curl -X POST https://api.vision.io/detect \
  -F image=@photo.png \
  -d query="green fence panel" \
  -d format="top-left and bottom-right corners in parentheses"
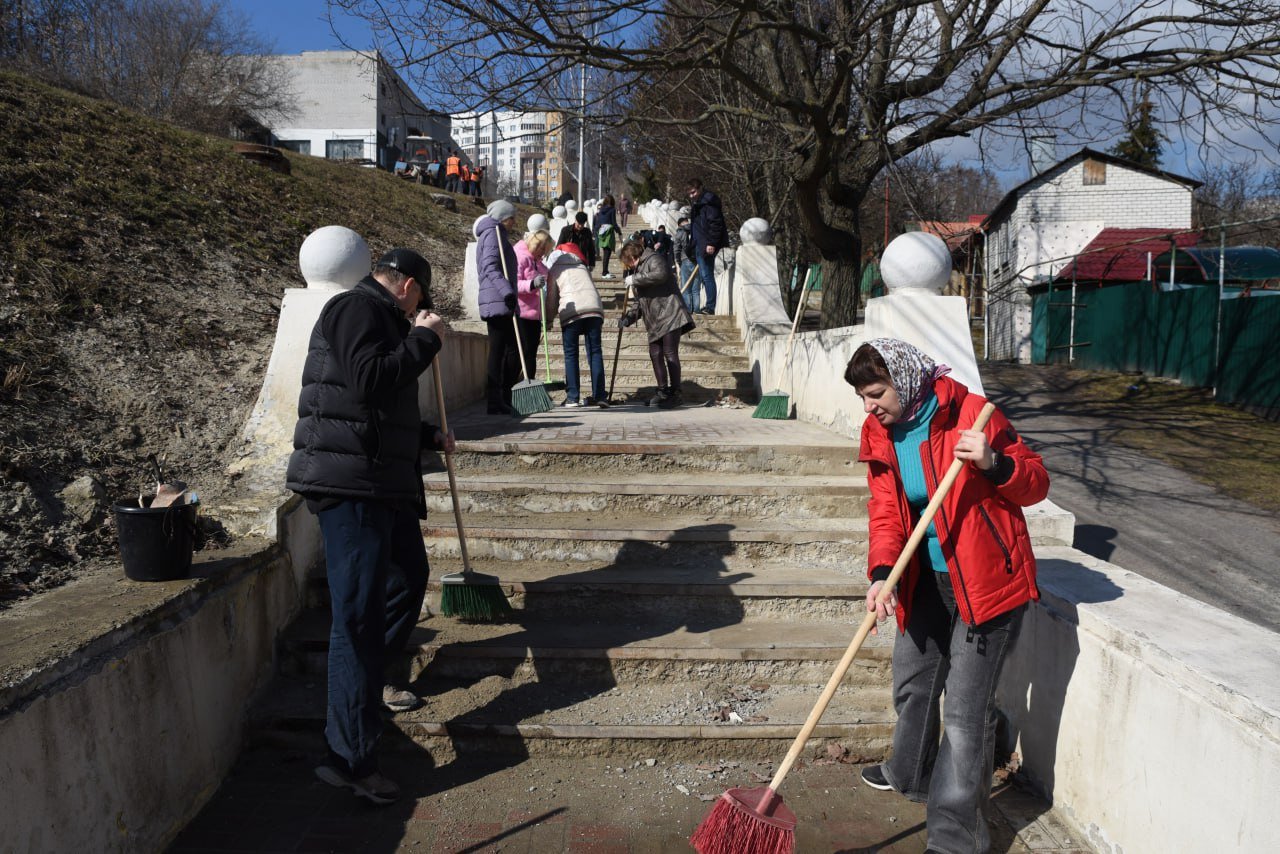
top-left (1216, 297), bottom-right (1280, 410)
top-left (1031, 291), bottom-right (1047, 364)
top-left (1151, 286), bottom-right (1216, 386)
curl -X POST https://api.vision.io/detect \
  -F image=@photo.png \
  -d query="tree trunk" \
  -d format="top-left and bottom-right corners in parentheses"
top-left (818, 250), bottom-right (862, 329)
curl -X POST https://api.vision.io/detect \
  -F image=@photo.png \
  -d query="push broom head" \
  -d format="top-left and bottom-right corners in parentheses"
top-left (690, 786), bottom-right (796, 854)
top-left (511, 378), bottom-right (554, 415)
top-left (752, 390), bottom-right (790, 419)
top-left (438, 571), bottom-right (515, 621)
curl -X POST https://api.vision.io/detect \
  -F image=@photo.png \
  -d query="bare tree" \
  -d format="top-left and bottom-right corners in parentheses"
top-left (334, 0), bottom-right (1280, 327)
top-left (1, 0), bottom-right (293, 136)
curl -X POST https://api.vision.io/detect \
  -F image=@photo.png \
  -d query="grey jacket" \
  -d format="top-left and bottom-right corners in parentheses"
top-left (624, 249), bottom-right (695, 342)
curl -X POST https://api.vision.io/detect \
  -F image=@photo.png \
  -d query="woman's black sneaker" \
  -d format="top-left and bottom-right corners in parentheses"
top-left (860, 764), bottom-right (894, 791)
top-left (658, 389), bottom-right (683, 409)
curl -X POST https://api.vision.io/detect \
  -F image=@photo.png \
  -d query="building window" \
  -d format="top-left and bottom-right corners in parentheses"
top-left (326, 139), bottom-right (364, 160)
top-left (1083, 158), bottom-right (1106, 185)
top-left (278, 140), bottom-right (311, 155)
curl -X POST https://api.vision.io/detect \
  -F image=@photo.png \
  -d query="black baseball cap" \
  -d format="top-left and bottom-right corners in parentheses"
top-left (377, 248), bottom-right (432, 310)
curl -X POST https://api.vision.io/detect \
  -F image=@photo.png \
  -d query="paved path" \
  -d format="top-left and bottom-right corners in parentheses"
top-left (982, 364), bottom-right (1280, 634)
top-left (170, 745), bottom-right (1085, 853)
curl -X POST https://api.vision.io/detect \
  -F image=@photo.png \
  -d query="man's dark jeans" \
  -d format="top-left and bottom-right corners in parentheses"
top-left (317, 500), bottom-right (428, 777)
top-left (883, 568), bottom-right (1024, 854)
top-left (695, 249), bottom-right (718, 312)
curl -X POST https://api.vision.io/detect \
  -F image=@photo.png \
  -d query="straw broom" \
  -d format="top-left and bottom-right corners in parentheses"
top-left (691, 403), bottom-right (997, 853)
top-left (752, 267), bottom-right (814, 419)
top-left (433, 360), bottom-right (514, 621)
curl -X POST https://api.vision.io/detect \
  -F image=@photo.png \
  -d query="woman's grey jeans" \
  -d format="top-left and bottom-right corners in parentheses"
top-left (882, 569), bottom-right (1025, 854)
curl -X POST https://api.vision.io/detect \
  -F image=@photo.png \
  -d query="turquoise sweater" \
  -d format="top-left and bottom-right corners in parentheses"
top-left (891, 391), bottom-right (947, 573)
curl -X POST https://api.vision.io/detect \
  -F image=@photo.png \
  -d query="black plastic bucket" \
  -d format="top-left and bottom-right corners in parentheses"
top-left (114, 497), bottom-right (199, 582)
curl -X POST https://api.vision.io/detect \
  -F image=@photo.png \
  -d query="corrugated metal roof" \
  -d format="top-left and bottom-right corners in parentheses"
top-left (1055, 228), bottom-right (1200, 282)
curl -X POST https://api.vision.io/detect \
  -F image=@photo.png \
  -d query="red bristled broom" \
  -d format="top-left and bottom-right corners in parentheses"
top-left (691, 403), bottom-right (997, 854)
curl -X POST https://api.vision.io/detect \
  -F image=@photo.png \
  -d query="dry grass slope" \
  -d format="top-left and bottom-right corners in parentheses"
top-left (0, 71), bottom-right (499, 605)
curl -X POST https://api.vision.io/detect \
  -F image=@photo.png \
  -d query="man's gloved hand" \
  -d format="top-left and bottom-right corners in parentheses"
top-left (617, 314), bottom-right (634, 328)
top-left (504, 292), bottom-right (518, 314)
top-left (531, 274), bottom-right (547, 291)
top-left (624, 275), bottom-right (635, 288)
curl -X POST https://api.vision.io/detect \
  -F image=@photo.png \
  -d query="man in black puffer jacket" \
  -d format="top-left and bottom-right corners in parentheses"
top-left (286, 248), bottom-right (451, 806)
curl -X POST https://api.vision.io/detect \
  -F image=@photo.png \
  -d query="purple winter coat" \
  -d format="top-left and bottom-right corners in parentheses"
top-left (475, 215), bottom-right (518, 319)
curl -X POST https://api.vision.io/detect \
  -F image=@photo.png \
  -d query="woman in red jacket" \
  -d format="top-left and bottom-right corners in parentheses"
top-left (847, 338), bottom-right (1048, 854)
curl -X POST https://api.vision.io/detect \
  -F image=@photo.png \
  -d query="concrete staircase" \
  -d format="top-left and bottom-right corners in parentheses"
top-left (250, 210), bottom-right (897, 767)
top-left (254, 403), bottom-right (903, 764)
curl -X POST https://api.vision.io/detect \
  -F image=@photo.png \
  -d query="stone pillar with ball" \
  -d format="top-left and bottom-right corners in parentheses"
top-left (864, 231), bottom-right (983, 394)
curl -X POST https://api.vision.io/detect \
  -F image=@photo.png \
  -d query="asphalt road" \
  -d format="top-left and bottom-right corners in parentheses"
top-left (982, 364), bottom-right (1280, 635)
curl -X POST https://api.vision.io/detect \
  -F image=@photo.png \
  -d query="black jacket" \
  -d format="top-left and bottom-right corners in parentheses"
top-left (689, 189), bottom-right (728, 251)
top-left (286, 277), bottom-right (442, 515)
top-left (557, 223), bottom-right (597, 268)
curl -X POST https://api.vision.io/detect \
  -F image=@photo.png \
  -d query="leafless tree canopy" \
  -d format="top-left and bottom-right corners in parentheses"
top-left (335, 0), bottom-right (1280, 326)
top-left (1, 0), bottom-right (294, 136)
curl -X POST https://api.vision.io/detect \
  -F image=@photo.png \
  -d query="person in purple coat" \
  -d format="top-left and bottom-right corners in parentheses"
top-left (475, 199), bottom-right (521, 415)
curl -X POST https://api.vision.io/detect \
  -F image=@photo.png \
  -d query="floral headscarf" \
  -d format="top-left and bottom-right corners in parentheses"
top-left (865, 337), bottom-right (951, 422)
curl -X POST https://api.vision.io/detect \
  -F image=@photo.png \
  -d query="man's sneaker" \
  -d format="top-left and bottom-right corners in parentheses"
top-left (593, 397), bottom-right (611, 409)
top-left (561, 398), bottom-right (585, 408)
top-left (382, 684), bottom-right (422, 713)
top-left (860, 764), bottom-right (894, 791)
top-left (696, 307), bottom-right (715, 315)
top-left (657, 389), bottom-right (683, 409)
top-left (314, 764), bottom-right (401, 805)
top-left (602, 272), bottom-right (616, 279)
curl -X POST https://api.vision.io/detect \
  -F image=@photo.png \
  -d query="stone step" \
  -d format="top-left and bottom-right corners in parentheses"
top-left (423, 471), bottom-right (867, 519)
top-left (280, 611), bottom-right (892, 688)
top-left (447, 424), bottom-right (859, 478)
top-left (421, 558), bottom-right (867, 620)
top-left (544, 351), bottom-right (749, 369)
top-left (421, 511), bottom-right (866, 566)
top-left (249, 670), bottom-right (894, 761)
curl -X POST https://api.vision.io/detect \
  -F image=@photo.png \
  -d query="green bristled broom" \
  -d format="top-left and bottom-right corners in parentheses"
top-left (539, 283), bottom-right (564, 391)
top-left (432, 360), bottom-right (514, 621)
top-left (753, 267), bottom-right (813, 419)
top-left (499, 229), bottom-right (554, 415)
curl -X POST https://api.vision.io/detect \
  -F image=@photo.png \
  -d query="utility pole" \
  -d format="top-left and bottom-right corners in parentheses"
top-left (577, 63), bottom-right (586, 202)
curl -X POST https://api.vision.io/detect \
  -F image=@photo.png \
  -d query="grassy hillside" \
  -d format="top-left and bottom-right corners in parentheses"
top-left (0, 72), bottom-right (499, 605)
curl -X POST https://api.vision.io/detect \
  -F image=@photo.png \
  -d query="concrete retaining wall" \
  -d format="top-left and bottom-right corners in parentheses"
top-left (0, 499), bottom-right (321, 853)
top-left (998, 547), bottom-right (1280, 853)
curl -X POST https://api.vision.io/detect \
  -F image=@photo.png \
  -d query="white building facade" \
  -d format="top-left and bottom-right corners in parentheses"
top-left (452, 109), bottom-right (597, 204)
top-left (981, 149), bottom-right (1198, 362)
top-left (266, 50), bottom-right (452, 170)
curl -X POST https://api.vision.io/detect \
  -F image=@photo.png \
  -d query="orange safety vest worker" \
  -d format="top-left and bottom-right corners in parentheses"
top-left (446, 155), bottom-right (461, 177)
top-left (460, 163), bottom-right (471, 182)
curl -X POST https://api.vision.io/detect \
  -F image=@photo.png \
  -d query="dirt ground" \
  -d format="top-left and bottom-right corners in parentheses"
top-left (0, 72), bottom-right (526, 608)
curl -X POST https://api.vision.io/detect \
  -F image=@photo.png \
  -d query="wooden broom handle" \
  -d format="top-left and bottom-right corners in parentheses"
top-left (768, 401), bottom-right (997, 791)
top-left (679, 264), bottom-right (699, 296)
top-left (775, 268), bottom-right (813, 389)
top-left (431, 360), bottom-right (472, 574)
top-left (608, 285), bottom-right (631, 401)
top-left (498, 226), bottom-right (532, 384)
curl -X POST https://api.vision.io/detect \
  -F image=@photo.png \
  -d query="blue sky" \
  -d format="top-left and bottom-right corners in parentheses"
top-left (228, 1), bottom-right (371, 54)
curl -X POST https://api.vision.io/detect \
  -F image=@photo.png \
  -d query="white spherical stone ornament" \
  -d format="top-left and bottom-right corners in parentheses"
top-left (880, 232), bottom-right (951, 294)
top-left (739, 218), bottom-right (773, 245)
top-left (552, 205), bottom-right (567, 220)
top-left (527, 214), bottom-right (549, 235)
top-left (565, 200), bottom-right (578, 212)
top-left (666, 201), bottom-right (680, 211)
top-left (299, 226), bottom-right (369, 291)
